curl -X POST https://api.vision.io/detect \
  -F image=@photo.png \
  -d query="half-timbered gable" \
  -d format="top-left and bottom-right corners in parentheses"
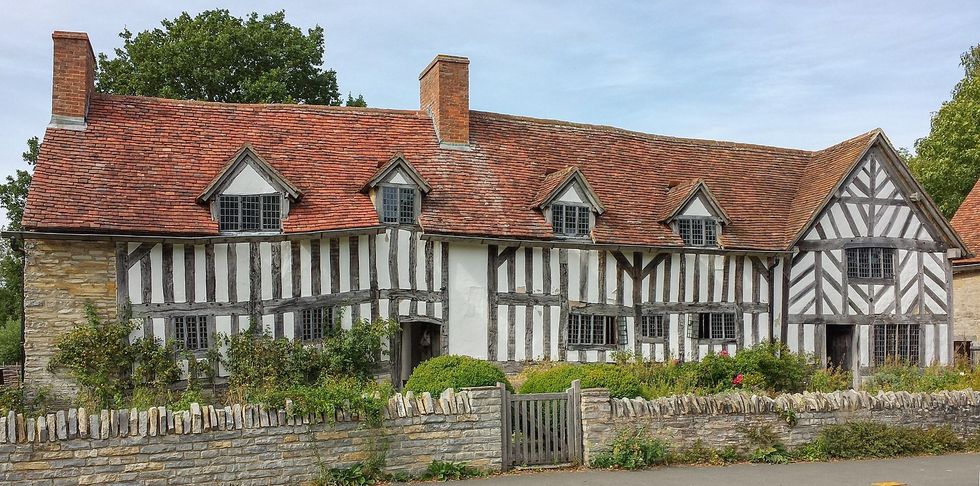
top-left (15, 32), bottom-right (968, 395)
top-left (788, 141), bottom-right (965, 371)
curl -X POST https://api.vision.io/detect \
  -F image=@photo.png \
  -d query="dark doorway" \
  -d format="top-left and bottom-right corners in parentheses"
top-left (397, 320), bottom-right (442, 387)
top-left (826, 325), bottom-right (854, 370)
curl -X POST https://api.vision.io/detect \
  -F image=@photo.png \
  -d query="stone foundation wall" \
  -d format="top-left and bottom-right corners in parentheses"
top-left (581, 389), bottom-right (980, 462)
top-left (0, 387), bottom-right (502, 485)
top-left (23, 238), bottom-right (117, 402)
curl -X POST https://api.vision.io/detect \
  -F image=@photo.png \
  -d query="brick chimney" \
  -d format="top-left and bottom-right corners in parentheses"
top-left (419, 55), bottom-right (470, 146)
top-left (50, 31), bottom-right (95, 130)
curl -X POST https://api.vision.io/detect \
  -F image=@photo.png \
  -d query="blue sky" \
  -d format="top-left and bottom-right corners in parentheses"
top-left (1, 0), bottom-right (978, 183)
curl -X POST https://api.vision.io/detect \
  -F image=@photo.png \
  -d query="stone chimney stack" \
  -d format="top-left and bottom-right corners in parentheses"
top-left (419, 55), bottom-right (470, 146)
top-left (50, 31), bottom-right (95, 130)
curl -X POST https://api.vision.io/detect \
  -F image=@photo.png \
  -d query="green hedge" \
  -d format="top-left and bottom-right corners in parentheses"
top-left (519, 363), bottom-right (645, 399)
top-left (404, 355), bottom-right (512, 395)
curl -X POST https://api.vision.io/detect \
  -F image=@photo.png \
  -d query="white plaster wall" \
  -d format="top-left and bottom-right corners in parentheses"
top-left (447, 243), bottom-right (489, 359)
top-left (222, 163), bottom-right (277, 195)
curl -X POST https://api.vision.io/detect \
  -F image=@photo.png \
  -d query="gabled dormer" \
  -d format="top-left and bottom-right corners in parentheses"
top-left (661, 179), bottom-right (730, 248)
top-left (362, 154), bottom-right (431, 226)
top-left (198, 145), bottom-right (302, 233)
top-left (532, 167), bottom-right (605, 239)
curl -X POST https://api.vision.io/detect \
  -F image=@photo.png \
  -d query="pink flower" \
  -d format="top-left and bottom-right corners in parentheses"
top-left (720, 349), bottom-right (729, 357)
top-left (732, 373), bottom-right (744, 386)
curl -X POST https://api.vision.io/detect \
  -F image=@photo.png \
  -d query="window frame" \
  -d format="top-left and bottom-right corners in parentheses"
top-left (567, 313), bottom-right (624, 349)
top-left (171, 315), bottom-right (212, 355)
top-left (690, 312), bottom-right (737, 342)
top-left (845, 247), bottom-right (896, 283)
top-left (378, 183), bottom-right (420, 226)
top-left (300, 306), bottom-right (337, 342)
top-left (675, 216), bottom-right (719, 248)
top-left (217, 193), bottom-right (283, 233)
top-left (550, 202), bottom-right (593, 238)
top-left (873, 323), bottom-right (920, 366)
top-left (638, 314), bottom-right (667, 343)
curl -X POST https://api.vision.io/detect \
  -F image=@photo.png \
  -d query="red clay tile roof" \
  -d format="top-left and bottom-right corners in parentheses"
top-left (530, 166), bottom-right (579, 209)
top-left (952, 178), bottom-right (980, 265)
top-left (24, 94), bottom-right (888, 250)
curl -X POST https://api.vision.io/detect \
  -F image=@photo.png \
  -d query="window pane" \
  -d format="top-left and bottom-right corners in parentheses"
top-left (577, 206), bottom-right (591, 236)
top-left (552, 204), bottom-right (565, 234)
top-left (704, 221), bottom-right (716, 246)
top-left (381, 186), bottom-right (399, 223)
top-left (241, 196), bottom-right (261, 230)
top-left (219, 196), bottom-right (240, 231)
top-left (261, 195), bottom-right (281, 231)
top-left (398, 187), bottom-right (416, 224)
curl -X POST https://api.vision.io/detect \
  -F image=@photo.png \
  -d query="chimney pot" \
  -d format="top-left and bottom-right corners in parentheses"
top-left (50, 31), bottom-right (95, 130)
top-left (419, 55), bottom-right (470, 146)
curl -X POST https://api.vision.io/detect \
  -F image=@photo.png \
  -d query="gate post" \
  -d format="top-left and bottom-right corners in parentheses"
top-left (567, 379), bottom-right (583, 465)
top-left (498, 382), bottom-right (511, 471)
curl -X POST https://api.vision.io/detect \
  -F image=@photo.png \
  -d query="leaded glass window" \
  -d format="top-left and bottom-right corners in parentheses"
top-left (677, 217), bottom-right (717, 247)
top-left (874, 323), bottom-right (919, 366)
top-left (567, 313), bottom-right (622, 346)
top-left (174, 315), bottom-right (208, 350)
top-left (846, 247), bottom-right (895, 280)
top-left (301, 306), bottom-right (336, 341)
top-left (639, 315), bottom-right (666, 340)
top-left (218, 194), bottom-right (281, 232)
top-left (552, 204), bottom-right (592, 237)
top-left (695, 313), bottom-right (737, 340)
top-left (381, 185), bottom-right (417, 225)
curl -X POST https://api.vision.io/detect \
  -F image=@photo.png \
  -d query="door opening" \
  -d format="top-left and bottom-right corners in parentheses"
top-left (397, 320), bottom-right (442, 387)
top-left (826, 325), bottom-right (854, 371)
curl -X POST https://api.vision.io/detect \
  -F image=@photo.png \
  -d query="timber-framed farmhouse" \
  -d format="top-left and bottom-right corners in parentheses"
top-left (16, 32), bottom-right (969, 396)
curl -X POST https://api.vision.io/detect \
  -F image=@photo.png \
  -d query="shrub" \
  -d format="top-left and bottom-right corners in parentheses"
top-left (671, 439), bottom-right (723, 465)
top-left (423, 460), bottom-right (484, 481)
top-left (405, 355), bottom-right (511, 395)
top-left (318, 462), bottom-right (378, 486)
top-left (591, 427), bottom-right (669, 469)
top-left (519, 363), bottom-right (644, 399)
top-left (49, 305), bottom-right (182, 409)
top-left (253, 378), bottom-right (392, 426)
top-left (224, 318), bottom-right (396, 401)
top-left (731, 342), bottom-right (814, 393)
top-left (742, 425), bottom-right (790, 464)
top-left (807, 366), bottom-right (851, 392)
top-left (865, 362), bottom-right (978, 394)
top-left (0, 319), bottom-right (20, 364)
top-left (813, 421), bottom-right (965, 459)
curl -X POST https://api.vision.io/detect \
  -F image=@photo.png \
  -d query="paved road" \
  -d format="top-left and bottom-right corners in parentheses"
top-left (448, 453), bottom-right (980, 485)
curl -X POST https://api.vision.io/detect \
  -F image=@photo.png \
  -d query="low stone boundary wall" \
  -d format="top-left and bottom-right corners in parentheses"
top-left (0, 387), bottom-right (502, 485)
top-left (581, 388), bottom-right (980, 462)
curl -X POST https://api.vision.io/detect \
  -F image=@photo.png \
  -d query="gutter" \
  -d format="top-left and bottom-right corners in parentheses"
top-left (420, 232), bottom-right (793, 256)
top-left (1, 226), bottom-right (388, 244)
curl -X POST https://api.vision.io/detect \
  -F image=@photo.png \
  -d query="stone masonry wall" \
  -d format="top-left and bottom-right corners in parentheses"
top-left (581, 388), bottom-right (980, 462)
top-left (953, 270), bottom-right (980, 354)
top-left (0, 387), bottom-right (502, 485)
top-left (23, 238), bottom-right (117, 402)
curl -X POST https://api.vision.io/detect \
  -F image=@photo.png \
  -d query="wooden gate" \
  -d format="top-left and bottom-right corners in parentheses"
top-left (499, 380), bottom-right (582, 469)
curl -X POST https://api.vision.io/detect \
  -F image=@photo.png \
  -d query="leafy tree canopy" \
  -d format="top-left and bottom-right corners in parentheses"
top-left (97, 9), bottom-right (365, 106)
top-left (909, 45), bottom-right (980, 218)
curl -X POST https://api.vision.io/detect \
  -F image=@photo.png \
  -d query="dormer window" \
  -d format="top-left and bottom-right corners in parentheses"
top-left (552, 203), bottom-right (591, 237)
top-left (677, 216), bottom-right (717, 247)
top-left (218, 194), bottom-right (282, 232)
top-left (661, 179), bottom-right (730, 249)
top-left (532, 167), bottom-right (605, 240)
top-left (362, 154), bottom-right (432, 227)
top-left (381, 185), bottom-right (418, 225)
top-left (199, 146), bottom-right (302, 234)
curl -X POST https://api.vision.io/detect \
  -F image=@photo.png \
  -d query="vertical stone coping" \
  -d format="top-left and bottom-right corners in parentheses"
top-left (605, 388), bottom-right (980, 418)
top-left (0, 388), bottom-right (476, 445)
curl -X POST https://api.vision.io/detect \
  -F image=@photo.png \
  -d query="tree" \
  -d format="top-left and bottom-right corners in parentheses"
top-left (0, 136), bottom-right (37, 357)
top-left (909, 45), bottom-right (980, 218)
top-left (96, 9), bottom-right (365, 106)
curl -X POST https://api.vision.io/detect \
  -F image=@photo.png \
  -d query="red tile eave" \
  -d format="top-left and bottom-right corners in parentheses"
top-left (24, 95), bottom-right (879, 248)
